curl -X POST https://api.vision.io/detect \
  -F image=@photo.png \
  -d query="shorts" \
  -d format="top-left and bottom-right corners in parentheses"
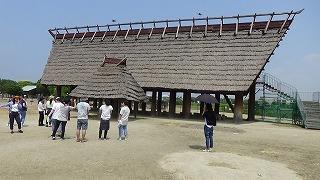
top-left (77, 119), bottom-right (88, 130)
top-left (99, 119), bottom-right (110, 130)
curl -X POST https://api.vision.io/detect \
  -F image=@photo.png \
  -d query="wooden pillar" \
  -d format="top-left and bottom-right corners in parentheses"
top-left (248, 84), bottom-right (256, 121)
top-left (183, 91), bottom-right (191, 118)
top-left (169, 90), bottom-right (176, 117)
top-left (141, 90), bottom-right (147, 113)
top-left (128, 101), bottom-right (132, 111)
top-left (134, 101), bottom-right (138, 118)
top-left (93, 99), bottom-right (98, 110)
top-left (157, 91), bottom-right (162, 115)
top-left (98, 98), bottom-right (103, 108)
top-left (56, 85), bottom-right (61, 97)
top-left (151, 90), bottom-right (157, 116)
top-left (215, 93), bottom-right (220, 117)
top-left (234, 93), bottom-right (244, 123)
top-left (200, 102), bottom-right (204, 115)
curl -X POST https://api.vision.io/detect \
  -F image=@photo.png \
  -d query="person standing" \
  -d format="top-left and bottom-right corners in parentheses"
top-left (51, 99), bottom-right (72, 140)
top-left (48, 97), bottom-right (64, 139)
top-left (45, 96), bottom-right (54, 127)
top-left (118, 101), bottom-right (130, 140)
top-left (76, 98), bottom-right (91, 142)
top-left (38, 98), bottom-right (46, 126)
top-left (19, 96), bottom-right (28, 126)
top-left (98, 99), bottom-right (113, 140)
top-left (202, 103), bottom-right (216, 152)
top-left (0, 97), bottom-right (23, 133)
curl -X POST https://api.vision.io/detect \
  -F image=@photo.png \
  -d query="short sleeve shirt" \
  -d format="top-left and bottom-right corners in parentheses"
top-left (51, 102), bottom-right (64, 120)
top-left (58, 106), bottom-right (71, 121)
top-left (100, 105), bottom-right (113, 120)
top-left (119, 106), bottom-right (130, 125)
top-left (76, 102), bottom-right (91, 120)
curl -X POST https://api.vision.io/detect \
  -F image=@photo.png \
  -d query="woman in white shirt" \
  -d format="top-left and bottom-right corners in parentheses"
top-left (0, 96), bottom-right (23, 133)
top-left (99, 99), bottom-right (113, 140)
top-left (38, 98), bottom-right (45, 126)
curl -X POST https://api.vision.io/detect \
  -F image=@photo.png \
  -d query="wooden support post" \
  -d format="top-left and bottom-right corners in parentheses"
top-left (219, 16), bottom-right (223, 36)
top-left (56, 85), bottom-right (62, 97)
top-left (98, 98), bottom-right (103, 108)
top-left (134, 101), bottom-right (138, 118)
top-left (189, 18), bottom-right (195, 38)
top-left (169, 90), bottom-right (176, 117)
top-left (157, 91), bottom-right (162, 115)
top-left (141, 90), bottom-right (147, 113)
top-left (128, 101), bottom-right (132, 111)
top-left (249, 14), bottom-right (256, 35)
top-left (248, 84), bottom-right (256, 121)
top-left (200, 102), bottom-right (204, 115)
top-left (183, 91), bottom-right (191, 118)
top-left (234, 93), bottom-right (244, 123)
top-left (112, 29), bottom-right (119, 41)
top-left (93, 99), bottom-right (98, 110)
top-left (223, 94), bottom-right (234, 113)
top-left (151, 90), bottom-right (157, 116)
top-left (234, 15), bottom-right (239, 36)
top-left (215, 93), bottom-right (220, 117)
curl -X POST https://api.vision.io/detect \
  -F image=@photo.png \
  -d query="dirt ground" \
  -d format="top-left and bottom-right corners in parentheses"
top-left (0, 100), bottom-right (319, 180)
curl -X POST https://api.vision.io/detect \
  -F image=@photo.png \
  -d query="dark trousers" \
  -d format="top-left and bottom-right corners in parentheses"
top-left (9, 112), bottom-right (21, 130)
top-left (99, 129), bottom-right (108, 139)
top-left (38, 111), bottom-right (44, 126)
top-left (204, 125), bottom-right (213, 149)
top-left (52, 120), bottom-right (67, 138)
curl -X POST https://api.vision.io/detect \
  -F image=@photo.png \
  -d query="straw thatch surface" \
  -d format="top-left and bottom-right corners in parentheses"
top-left (70, 61), bottom-right (146, 101)
top-left (41, 28), bottom-right (286, 92)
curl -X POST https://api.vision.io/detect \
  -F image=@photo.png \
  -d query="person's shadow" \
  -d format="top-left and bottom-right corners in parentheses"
top-left (189, 145), bottom-right (205, 150)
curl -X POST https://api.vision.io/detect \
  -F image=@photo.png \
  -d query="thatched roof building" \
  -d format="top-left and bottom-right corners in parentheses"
top-left (41, 10), bottom-right (302, 121)
top-left (70, 57), bottom-right (146, 101)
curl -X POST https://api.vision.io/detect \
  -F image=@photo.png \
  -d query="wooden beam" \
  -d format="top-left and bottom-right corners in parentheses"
top-left (204, 17), bottom-right (208, 37)
top-left (247, 83), bottom-right (256, 121)
top-left (234, 93), bottom-right (244, 122)
top-left (234, 15), bottom-right (239, 36)
top-left (56, 85), bottom-right (62, 97)
top-left (134, 101), bottom-right (138, 118)
top-left (183, 91), bottom-right (191, 118)
top-left (219, 16), bottom-right (223, 36)
top-left (249, 13), bottom-right (256, 35)
top-left (175, 20), bottom-right (180, 39)
top-left (189, 18), bottom-right (195, 38)
top-left (264, 13), bottom-right (274, 34)
top-left (151, 90), bottom-right (156, 116)
top-left (169, 90), bottom-right (176, 117)
top-left (112, 29), bottom-right (119, 41)
top-left (223, 94), bottom-right (234, 113)
top-left (80, 32), bottom-right (87, 42)
top-left (157, 91), bottom-right (162, 115)
top-left (278, 10), bottom-right (293, 33)
top-left (215, 93), bottom-right (220, 116)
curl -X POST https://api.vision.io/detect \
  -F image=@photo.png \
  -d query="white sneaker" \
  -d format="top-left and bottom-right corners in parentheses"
top-left (202, 149), bottom-right (208, 152)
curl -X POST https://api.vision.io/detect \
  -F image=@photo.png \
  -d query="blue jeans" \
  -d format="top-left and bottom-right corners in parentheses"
top-left (20, 111), bottom-right (27, 125)
top-left (118, 125), bottom-right (128, 139)
top-left (204, 125), bottom-right (214, 149)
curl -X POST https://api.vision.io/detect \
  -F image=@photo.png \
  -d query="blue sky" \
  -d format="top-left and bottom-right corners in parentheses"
top-left (0, 0), bottom-right (319, 92)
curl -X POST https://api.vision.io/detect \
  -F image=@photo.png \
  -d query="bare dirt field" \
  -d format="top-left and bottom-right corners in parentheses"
top-left (0, 100), bottom-right (319, 180)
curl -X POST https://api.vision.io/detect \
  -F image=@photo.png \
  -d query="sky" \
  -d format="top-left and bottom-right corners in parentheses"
top-left (0, 0), bottom-right (319, 92)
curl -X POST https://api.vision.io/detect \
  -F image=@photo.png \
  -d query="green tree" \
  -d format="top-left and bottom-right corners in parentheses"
top-left (0, 79), bottom-right (22, 95)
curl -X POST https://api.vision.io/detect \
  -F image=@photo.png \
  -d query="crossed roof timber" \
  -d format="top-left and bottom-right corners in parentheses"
top-left (48, 9), bottom-right (304, 42)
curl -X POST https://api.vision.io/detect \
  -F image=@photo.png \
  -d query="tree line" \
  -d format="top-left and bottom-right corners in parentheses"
top-left (0, 78), bottom-right (50, 96)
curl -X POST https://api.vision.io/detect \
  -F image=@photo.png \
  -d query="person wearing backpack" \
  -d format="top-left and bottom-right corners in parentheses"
top-left (202, 103), bottom-right (216, 152)
top-left (19, 96), bottom-right (28, 126)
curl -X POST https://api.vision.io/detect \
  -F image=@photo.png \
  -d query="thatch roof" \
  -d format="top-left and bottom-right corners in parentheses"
top-left (70, 57), bottom-right (146, 101)
top-left (41, 11), bottom-right (300, 93)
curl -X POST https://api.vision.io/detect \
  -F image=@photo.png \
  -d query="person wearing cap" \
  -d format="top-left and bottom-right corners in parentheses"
top-left (48, 97), bottom-right (64, 139)
top-left (76, 97), bottom-right (91, 142)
